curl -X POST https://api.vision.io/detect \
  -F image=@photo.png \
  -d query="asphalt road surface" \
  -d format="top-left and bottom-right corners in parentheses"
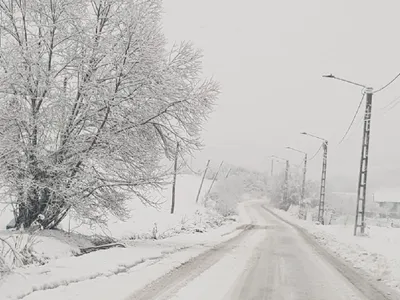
top-left (130, 201), bottom-right (398, 300)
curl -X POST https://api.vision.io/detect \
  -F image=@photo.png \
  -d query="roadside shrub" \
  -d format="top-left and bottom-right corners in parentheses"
top-left (212, 176), bottom-right (245, 216)
top-left (0, 233), bottom-right (41, 274)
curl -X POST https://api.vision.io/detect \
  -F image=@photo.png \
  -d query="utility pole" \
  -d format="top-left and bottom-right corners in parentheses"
top-left (284, 160), bottom-right (290, 203)
top-left (301, 132), bottom-right (328, 224)
top-left (301, 153), bottom-right (308, 202)
top-left (354, 88), bottom-right (373, 235)
top-left (300, 153), bottom-right (308, 220)
top-left (322, 74), bottom-right (374, 235)
top-left (318, 141), bottom-right (328, 224)
top-left (205, 161), bottom-right (224, 201)
top-left (270, 159), bottom-right (274, 177)
top-left (195, 160), bottom-right (210, 204)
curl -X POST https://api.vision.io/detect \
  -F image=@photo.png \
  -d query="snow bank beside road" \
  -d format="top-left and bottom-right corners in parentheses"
top-left (0, 174), bottom-right (232, 270)
top-left (272, 206), bottom-right (400, 293)
top-left (0, 243), bottom-right (182, 300)
top-left (0, 172), bottom-right (261, 299)
top-left (0, 229), bottom-right (94, 274)
top-left (0, 200), bottom-right (256, 300)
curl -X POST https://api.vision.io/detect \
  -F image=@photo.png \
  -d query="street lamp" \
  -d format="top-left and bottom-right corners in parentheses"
top-left (286, 147), bottom-right (308, 205)
top-left (323, 74), bottom-right (372, 236)
top-left (301, 132), bottom-right (328, 224)
top-left (322, 74), bottom-right (367, 88)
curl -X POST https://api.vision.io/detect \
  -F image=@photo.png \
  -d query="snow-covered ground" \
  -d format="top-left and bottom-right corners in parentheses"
top-left (0, 174), bottom-right (255, 299)
top-left (272, 205), bottom-right (400, 294)
top-left (0, 175), bottom-right (227, 263)
top-left (57, 174), bottom-right (226, 240)
top-left (0, 201), bottom-right (254, 300)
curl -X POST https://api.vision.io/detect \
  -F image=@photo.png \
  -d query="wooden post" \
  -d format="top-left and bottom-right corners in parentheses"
top-left (171, 142), bottom-right (179, 214)
top-left (196, 160), bottom-right (210, 203)
top-left (205, 161), bottom-right (224, 201)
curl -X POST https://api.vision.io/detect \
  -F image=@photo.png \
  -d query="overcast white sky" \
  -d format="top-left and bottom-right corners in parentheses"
top-left (162, 0), bottom-right (400, 191)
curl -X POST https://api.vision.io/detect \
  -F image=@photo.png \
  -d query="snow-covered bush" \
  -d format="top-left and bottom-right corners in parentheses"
top-left (211, 175), bottom-right (245, 217)
top-left (269, 170), bottom-right (320, 211)
top-left (0, 233), bottom-right (41, 274)
top-left (206, 164), bottom-right (269, 197)
top-left (204, 165), bottom-right (269, 216)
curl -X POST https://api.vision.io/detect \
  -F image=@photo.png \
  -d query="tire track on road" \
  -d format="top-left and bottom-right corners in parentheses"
top-left (127, 203), bottom-right (263, 300)
top-left (127, 225), bottom-right (255, 300)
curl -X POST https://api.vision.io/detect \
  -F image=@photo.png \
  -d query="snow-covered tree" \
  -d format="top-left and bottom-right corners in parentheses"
top-left (0, 0), bottom-right (219, 229)
top-left (269, 168), bottom-right (319, 211)
top-left (269, 173), bottom-right (287, 209)
top-left (206, 163), bottom-right (269, 198)
top-left (211, 175), bottom-right (245, 216)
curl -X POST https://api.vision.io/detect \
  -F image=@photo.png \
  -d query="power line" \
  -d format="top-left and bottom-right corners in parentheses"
top-left (380, 95), bottom-right (400, 114)
top-left (380, 96), bottom-right (400, 110)
top-left (309, 144), bottom-right (323, 161)
top-left (339, 92), bottom-right (366, 144)
top-left (178, 152), bottom-right (202, 175)
top-left (374, 71), bottom-right (400, 94)
top-left (385, 99), bottom-right (400, 114)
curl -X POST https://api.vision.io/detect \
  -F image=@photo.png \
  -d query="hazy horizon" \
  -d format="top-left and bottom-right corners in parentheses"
top-left (163, 0), bottom-right (400, 192)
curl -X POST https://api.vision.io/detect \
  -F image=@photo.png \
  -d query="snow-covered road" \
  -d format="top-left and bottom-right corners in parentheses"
top-left (130, 202), bottom-right (398, 300)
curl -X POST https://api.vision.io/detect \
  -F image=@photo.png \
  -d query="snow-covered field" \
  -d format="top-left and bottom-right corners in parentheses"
top-left (57, 174), bottom-right (227, 240)
top-left (272, 206), bottom-right (400, 294)
top-left (0, 174), bottom-right (253, 300)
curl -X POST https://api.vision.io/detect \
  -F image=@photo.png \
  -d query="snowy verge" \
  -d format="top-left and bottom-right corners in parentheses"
top-left (0, 175), bottom-right (232, 270)
top-left (271, 206), bottom-right (400, 294)
top-left (0, 229), bottom-right (95, 275)
top-left (0, 200), bottom-right (255, 300)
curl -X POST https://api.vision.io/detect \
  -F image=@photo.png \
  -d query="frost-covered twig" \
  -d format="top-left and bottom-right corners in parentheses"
top-left (0, 236), bottom-right (24, 267)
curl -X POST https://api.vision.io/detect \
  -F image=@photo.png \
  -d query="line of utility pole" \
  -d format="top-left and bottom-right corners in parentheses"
top-left (268, 73), bottom-right (379, 235)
